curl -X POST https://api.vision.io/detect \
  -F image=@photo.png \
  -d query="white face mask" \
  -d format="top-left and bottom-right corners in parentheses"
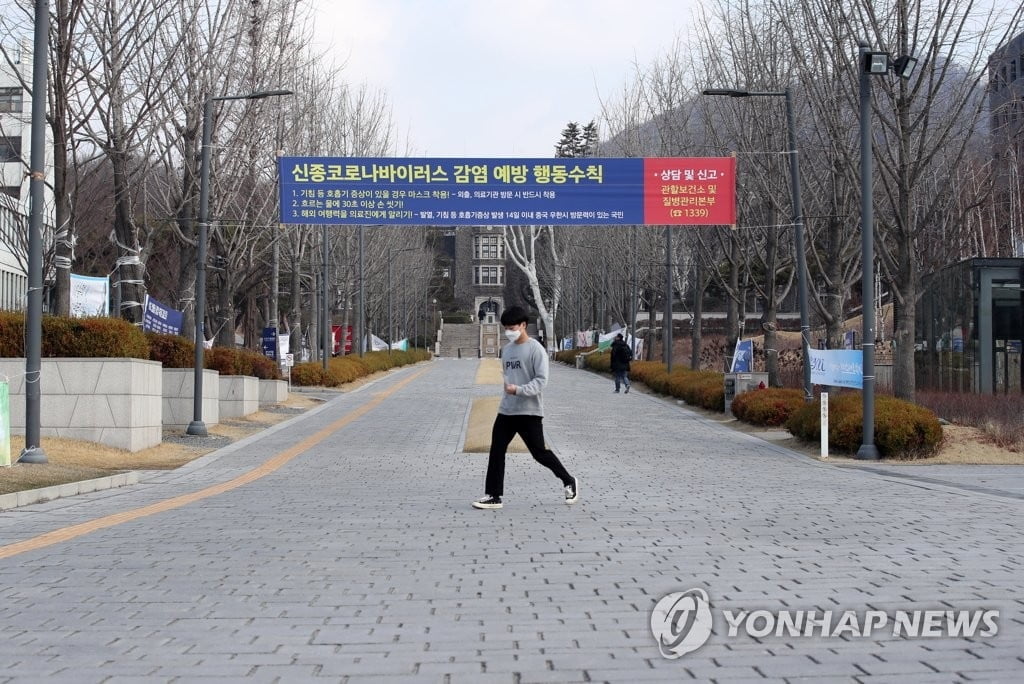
top-left (504, 328), bottom-right (521, 343)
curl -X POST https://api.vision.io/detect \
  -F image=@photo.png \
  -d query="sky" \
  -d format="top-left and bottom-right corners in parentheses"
top-left (309, 0), bottom-right (699, 158)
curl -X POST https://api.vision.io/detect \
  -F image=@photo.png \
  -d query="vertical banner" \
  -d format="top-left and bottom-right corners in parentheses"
top-left (70, 273), bottom-right (110, 317)
top-left (261, 327), bottom-right (278, 360)
top-left (730, 339), bottom-right (753, 372)
top-left (0, 382), bottom-right (9, 467)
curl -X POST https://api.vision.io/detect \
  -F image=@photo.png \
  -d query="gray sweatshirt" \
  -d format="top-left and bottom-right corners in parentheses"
top-left (499, 337), bottom-right (549, 416)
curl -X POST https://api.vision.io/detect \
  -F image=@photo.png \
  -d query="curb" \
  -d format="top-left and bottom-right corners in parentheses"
top-left (0, 472), bottom-right (139, 511)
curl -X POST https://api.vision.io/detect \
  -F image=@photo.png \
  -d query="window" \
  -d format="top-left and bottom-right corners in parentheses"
top-left (0, 136), bottom-right (22, 163)
top-left (474, 234), bottom-right (504, 260)
top-left (1012, 59), bottom-right (1018, 83)
top-left (0, 87), bottom-right (21, 113)
top-left (474, 265), bottom-right (504, 286)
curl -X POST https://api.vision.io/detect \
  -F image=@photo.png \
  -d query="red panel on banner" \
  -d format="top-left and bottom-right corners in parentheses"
top-left (643, 157), bottom-right (736, 226)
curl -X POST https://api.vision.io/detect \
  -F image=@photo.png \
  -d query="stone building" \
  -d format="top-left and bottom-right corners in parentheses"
top-left (452, 225), bottom-right (510, 321)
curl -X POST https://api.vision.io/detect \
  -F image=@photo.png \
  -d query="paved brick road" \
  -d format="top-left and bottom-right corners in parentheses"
top-left (0, 359), bottom-right (1020, 683)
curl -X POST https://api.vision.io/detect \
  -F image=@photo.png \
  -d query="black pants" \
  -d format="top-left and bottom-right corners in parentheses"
top-left (486, 413), bottom-right (573, 497)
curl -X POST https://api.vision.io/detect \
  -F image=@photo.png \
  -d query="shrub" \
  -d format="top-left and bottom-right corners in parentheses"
top-left (42, 316), bottom-right (150, 358)
top-left (290, 348), bottom-right (431, 386)
top-left (554, 346), bottom-right (596, 365)
top-left (584, 351), bottom-right (610, 373)
top-left (731, 387), bottom-right (806, 427)
top-left (202, 346), bottom-right (280, 379)
top-left (786, 392), bottom-right (943, 458)
top-left (147, 333), bottom-right (194, 368)
top-left (290, 363), bottom-right (326, 386)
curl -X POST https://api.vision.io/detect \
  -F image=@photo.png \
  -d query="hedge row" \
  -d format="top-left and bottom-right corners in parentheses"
top-left (562, 347), bottom-right (942, 459)
top-left (786, 391), bottom-right (943, 459)
top-left (574, 352), bottom-right (726, 412)
top-left (0, 312), bottom-right (280, 378)
top-left (290, 348), bottom-right (431, 387)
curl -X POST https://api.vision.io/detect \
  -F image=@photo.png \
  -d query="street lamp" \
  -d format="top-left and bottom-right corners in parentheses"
top-left (388, 246), bottom-right (424, 356)
top-left (19, 0), bottom-right (49, 463)
top-left (702, 87), bottom-right (812, 402)
top-left (855, 42), bottom-right (916, 460)
top-left (187, 88), bottom-right (292, 437)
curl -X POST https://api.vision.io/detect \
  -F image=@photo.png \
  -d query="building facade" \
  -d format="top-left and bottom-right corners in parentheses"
top-left (989, 30), bottom-right (1024, 257)
top-left (0, 41), bottom-right (54, 312)
top-left (453, 226), bottom-right (509, 321)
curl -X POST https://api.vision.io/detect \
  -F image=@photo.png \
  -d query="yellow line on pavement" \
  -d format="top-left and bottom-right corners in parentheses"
top-left (475, 358), bottom-right (503, 385)
top-left (0, 367), bottom-right (430, 560)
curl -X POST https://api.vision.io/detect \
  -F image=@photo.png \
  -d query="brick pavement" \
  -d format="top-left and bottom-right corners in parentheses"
top-left (0, 358), bottom-right (1021, 683)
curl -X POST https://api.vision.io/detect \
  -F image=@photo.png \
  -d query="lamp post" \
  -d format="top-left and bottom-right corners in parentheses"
top-left (388, 246), bottom-right (424, 355)
top-left (321, 223), bottom-right (330, 369)
top-left (702, 87), bottom-right (812, 401)
top-left (854, 41), bottom-right (917, 460)
top-left (19, 0), bottom-right (49, 463)
top-left (664, 226), bottom-right (673, 372)
top-left (187, 89), bottom-right (292, 437)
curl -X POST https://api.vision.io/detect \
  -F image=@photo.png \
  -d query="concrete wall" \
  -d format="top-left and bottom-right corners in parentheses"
top-left (162, 368), bottom-right (220, 430)
top-left (0, 358), bottom-right (161, 452)
top-left (219, 375), bottom-right (259, 419)
top-left (258, 379), bottom-right (288, 406)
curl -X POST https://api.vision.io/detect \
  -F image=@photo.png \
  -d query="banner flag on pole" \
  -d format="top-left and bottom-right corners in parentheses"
top-left (70, 273), bottom-right (110, 317)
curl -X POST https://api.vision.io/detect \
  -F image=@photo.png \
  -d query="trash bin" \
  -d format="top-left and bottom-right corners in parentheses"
top-left (575, 355), bottom-right (585, 369)
top-left (723, 372), bottom-right (769, 417)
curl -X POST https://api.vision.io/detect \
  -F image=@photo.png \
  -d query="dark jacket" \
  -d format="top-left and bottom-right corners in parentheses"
top-left (610, 339), bottom-right (632, 372)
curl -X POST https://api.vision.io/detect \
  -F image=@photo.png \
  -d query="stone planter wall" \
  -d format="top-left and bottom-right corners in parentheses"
top-left (258, 379), bottom-right (288, 406)
top-left (0, 358), bottom-right (162, 452)
top-left (219, 375), bottom-right (259, 419)
top-left (162, 368), bottom-right (220, 430)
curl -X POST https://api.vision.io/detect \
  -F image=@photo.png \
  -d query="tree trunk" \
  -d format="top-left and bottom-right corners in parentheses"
top-left (893, 240), bottom-right (917, 401)
top-left (109, 148), bottom-right (144, 323)
top-left (690, 275), bottom-right (704, 371)
top-left (215, 259), bottom-right (234, 347)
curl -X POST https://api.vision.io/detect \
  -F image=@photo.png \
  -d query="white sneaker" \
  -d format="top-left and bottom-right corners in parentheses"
top-left (472, 495), bottom-right (503, 509)
top-left (564, 477), bottom-right (579, 504)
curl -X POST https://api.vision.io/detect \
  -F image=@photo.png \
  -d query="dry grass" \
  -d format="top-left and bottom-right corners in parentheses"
top-left (0, 392), bottom-right (323, 496)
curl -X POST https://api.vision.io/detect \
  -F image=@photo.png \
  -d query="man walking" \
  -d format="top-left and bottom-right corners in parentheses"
top-left (610, 333), bottom-right (632, 393)
top-left (472, 305), bottom-right (578, 510)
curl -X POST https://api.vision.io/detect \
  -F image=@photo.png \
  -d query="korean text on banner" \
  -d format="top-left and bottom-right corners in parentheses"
top-left (278, 157), bottom-right (736, 227)
top-left (70, 273), bottom-right (110, 317)
top-left (809, 349), bottom-right (863, 389)
top-left (142, 295), bottom-right (184, 336)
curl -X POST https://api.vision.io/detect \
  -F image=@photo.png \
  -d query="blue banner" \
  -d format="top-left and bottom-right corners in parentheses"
top-left (261, 327), bottom-right (278, 360)
top-left (277, 156), bottom-right (737, 226)
top-left (809, 349), bottom-right (863, 389)
top-left (142, 295), bottom-right (183, 335)
top-left (730, 339), bottom-right (753, 372)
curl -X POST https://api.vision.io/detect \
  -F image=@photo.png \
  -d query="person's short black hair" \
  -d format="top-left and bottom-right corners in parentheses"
top-left (500, 305), bottom-right (529, 327)
top-left (615, 333), bottom-right (624, 340)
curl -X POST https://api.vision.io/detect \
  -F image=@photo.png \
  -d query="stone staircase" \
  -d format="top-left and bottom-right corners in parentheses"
top-left (438, 323), bottom-right (480, 358)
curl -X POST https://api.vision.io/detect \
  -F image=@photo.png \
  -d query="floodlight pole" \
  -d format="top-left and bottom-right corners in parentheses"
top-left (664, 226), bottom-right (673, 372)
top-left (701, 86), bottom-right (812, 401)
top-left (322, 223), bottom-right (330, 369)
top-left (187, 89), bottom-right (292, 437)
top-left (857, 41), bottom-right (881, 460)
top-left (19, 0), bottom-right (50, 463)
